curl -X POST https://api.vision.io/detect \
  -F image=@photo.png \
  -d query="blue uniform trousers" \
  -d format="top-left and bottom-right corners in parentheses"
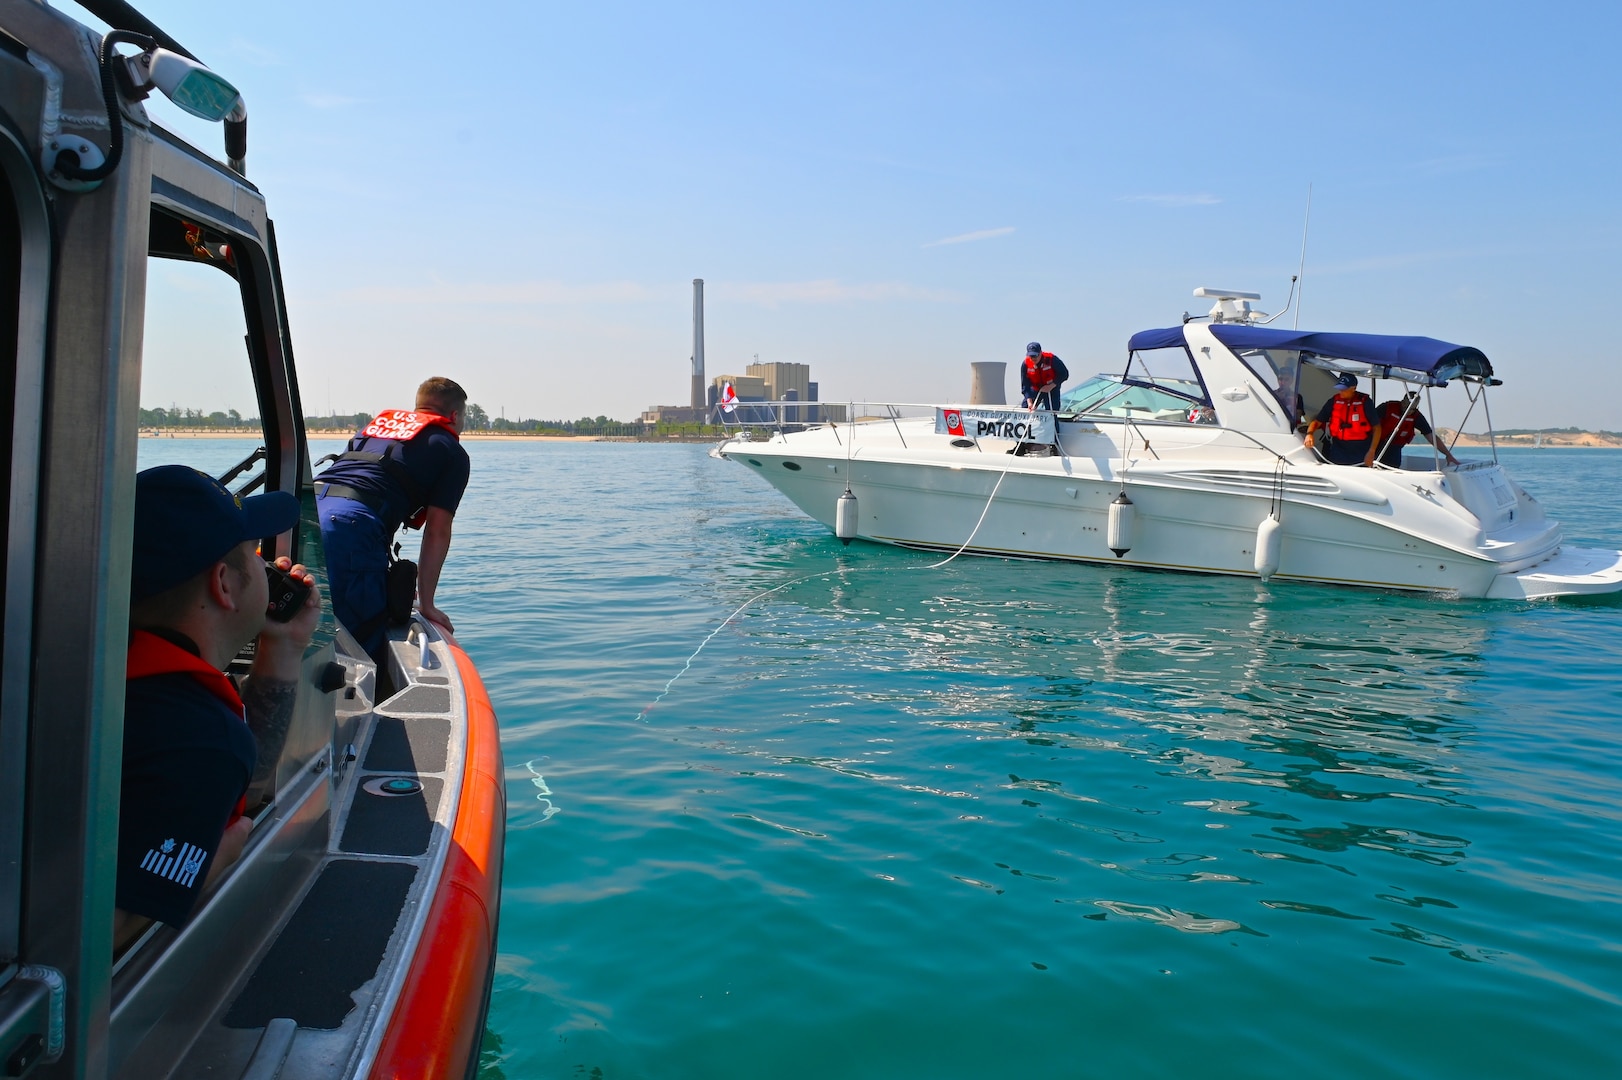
top-left (317, 495), bottom-right (390, 659)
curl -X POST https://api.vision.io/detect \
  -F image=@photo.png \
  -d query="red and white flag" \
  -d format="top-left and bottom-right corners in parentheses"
top-left (719, 382), bottom-right (738, 414)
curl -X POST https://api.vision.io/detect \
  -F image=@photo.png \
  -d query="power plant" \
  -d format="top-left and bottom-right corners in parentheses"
top-left (639, 278), bottom-right (1010, 424)
top-left (641, 278), bottom-right (826, 425)
top-left (690, 278), bottom-right (705, 410)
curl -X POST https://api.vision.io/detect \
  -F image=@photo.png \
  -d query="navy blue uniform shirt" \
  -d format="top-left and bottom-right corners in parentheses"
top-left (319, 426), bottom-right (471, 533)
top-left (117, 672), bottom-right (256, 928)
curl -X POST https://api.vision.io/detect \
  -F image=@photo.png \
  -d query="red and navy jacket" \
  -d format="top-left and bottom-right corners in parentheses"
top-left (117, 630), bottom-right (256, 927)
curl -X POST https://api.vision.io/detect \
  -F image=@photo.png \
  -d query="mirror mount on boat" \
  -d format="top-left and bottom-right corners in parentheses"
top-left (49, 33), bottom-right (248, 189)
top-left (123, 47), bottom-right (249, 174)
top-left (46, 28), bottom-right (153, 189)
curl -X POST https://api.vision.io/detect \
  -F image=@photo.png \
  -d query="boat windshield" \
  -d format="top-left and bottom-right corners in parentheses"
top-left (1228, 347), bottom-right (1303, 424)
top-left (1061, 344), bottom-right (1215, 423)
top-left (1061, 375), bottom-right (1126, 414)
top-left (1063, 372), bottom-right (1213, 423)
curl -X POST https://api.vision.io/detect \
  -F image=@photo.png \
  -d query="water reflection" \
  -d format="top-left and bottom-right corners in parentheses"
top-left (714, 552), bottom-right (1490, 805)
top-left (682, 542), bottom-right (1499, 961)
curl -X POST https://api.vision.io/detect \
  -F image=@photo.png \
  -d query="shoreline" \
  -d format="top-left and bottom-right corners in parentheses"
top-left (1440, 431), bottom-right (1622, 449)
top-left (142, 430), bottom-right (628, 441)
top-left (140, 429), bottom-right (1622, 447)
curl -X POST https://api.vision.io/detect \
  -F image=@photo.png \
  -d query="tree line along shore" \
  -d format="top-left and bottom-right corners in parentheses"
top-left (1440, 429), bottom-right (1622, 448)
top-left (138, 408), bottom-right (1622, 447)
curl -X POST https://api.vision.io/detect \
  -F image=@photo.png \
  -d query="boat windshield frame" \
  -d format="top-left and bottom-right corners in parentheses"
top-left (1063, 344), bottom-right (1215, 424)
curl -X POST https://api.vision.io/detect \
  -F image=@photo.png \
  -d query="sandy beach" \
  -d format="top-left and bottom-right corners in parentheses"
top-left (1442, 430), bottom-right (1622, 448)
top-left (142, 428), bottom-right (1622, 447)
top-left (141, 430), bottom-right (615, 441)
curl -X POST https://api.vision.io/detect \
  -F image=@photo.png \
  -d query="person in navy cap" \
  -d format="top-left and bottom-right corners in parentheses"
top-left (115, 465), bottom-right (319, 950)
top-left (1020, 342), bottom-right (1069, 416)
top-left (1304, 373), bottom-right (1382, 467)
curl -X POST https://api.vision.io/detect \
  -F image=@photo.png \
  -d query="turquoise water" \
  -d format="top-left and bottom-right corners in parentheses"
top-left (142, 441), bottom-right (1622, 1078)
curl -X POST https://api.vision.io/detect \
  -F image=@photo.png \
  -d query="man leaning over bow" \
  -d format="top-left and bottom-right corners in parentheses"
top-left (315, 377), bottom-right (471, 661)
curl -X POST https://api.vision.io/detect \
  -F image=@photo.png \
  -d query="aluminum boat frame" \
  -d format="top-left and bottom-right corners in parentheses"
top-left (0, 3), bottom-right (504, 1077)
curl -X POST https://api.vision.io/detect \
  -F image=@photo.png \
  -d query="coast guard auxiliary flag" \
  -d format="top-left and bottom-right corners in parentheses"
top-left (935, 407), bottom-right (1055, 442)
top-left (719, 382), bottom-right (738, 414)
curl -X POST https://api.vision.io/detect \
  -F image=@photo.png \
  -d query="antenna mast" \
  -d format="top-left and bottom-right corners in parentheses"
top-left (1294, 183), bottom-right (1312, 329)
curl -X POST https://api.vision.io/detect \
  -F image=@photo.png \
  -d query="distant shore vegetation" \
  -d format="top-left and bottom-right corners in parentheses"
top-left (140, 406), bottom-right (1619, 445)
top-left (1494, 427), bottom-right (1622, 437)
top-left (140, 404), bottom-right (728, 439)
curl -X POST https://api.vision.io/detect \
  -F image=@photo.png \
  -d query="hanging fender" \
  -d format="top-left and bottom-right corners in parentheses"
top-left (835, 489), bottom-right (859, 545)
top-left (1254, 513), bottom-right (1283, 580)
top-left (1106, 491), bottom-right (1135, 558)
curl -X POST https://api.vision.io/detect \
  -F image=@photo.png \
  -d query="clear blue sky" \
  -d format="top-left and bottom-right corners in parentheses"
top-left (117, 1), bottom-right (1620, 429)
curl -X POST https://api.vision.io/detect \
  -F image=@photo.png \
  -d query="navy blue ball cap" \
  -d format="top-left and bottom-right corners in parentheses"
top-left (1334, 373), bottom-right (1357, 389)
top-left (1026, 342), bottom-right (1042, 356)
top-left (131, 465), bottom-right (300, 601)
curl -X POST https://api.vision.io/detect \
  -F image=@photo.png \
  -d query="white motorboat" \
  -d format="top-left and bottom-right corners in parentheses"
top-left (716, 290), bottom-right (1622, 599)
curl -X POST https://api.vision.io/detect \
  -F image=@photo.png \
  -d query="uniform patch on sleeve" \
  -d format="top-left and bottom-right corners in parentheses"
top-left (139, 837), bottom-right (209, 889)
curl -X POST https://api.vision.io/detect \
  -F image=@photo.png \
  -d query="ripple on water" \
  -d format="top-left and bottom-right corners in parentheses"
top-left (139, 441), bottom-right (1622, 1078)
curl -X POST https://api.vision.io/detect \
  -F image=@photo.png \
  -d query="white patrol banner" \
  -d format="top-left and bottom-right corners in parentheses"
top-left (936, 407), bottom-right (1055, 443)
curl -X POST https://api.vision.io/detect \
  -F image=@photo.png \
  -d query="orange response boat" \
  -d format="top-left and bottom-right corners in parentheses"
top-left (0, 2), bottom-right (505, 1077)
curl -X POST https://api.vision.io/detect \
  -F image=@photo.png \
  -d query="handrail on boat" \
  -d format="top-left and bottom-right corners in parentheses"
top-left (719, 402), bottom-right (1311, 469)
top-left (365, 634), bottom-right (505, 1080)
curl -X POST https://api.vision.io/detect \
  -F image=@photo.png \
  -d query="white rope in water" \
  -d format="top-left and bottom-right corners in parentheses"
top-left (637, 464), bottom-right (1013, 720)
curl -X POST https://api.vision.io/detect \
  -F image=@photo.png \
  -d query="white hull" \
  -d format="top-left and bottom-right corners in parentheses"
top-left (719, 419), bottom-right (1622, 599)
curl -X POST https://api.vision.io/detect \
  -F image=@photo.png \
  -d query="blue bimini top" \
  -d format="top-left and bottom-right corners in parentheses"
top-left (1128, 325), bottom-right (1494, 385)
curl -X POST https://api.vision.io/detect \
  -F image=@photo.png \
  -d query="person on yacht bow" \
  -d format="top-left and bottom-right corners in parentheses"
top-left (1375, 391), bottom-right (1459, 468)
top-left (1304, 373), bottom-right (1382, 467)
top-left (1020, 342), bottom-right (1068, 414)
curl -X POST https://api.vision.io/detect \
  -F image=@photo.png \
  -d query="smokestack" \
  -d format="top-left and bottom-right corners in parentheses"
top-left (691, 278), bottom-right (706, 409)
top-left (969, 362), bottom-right (1007, 405)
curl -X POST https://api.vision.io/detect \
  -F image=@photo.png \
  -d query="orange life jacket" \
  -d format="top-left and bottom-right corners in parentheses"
top-left (1328, 393), bottom-right (1374, 442)
top-left (1377, 401), bottom-right (1418, 447)
top-left (126, 630), bottom-right (250, 824)
top-left (1024, 353), bottom-right (1057, 387)
top-left (361, 409), bottom-right (459, 443)
top-left (345, 410), bottom-right (458, 529)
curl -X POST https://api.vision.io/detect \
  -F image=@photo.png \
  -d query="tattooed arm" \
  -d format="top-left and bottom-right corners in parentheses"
top-left (242, 674), bottom-right (300, 800)
top-left (245, 559), bottom-right (322, 803)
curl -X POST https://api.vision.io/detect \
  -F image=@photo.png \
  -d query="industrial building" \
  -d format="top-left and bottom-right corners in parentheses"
top-left (640, 280), bottom-right (831, 425)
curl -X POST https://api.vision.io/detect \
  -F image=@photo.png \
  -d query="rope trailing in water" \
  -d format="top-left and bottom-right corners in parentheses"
top-left (636, 465), bottom-right (1012, 720)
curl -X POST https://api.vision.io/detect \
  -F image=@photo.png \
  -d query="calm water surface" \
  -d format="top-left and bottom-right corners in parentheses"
top-left (146, 441), bottom-right (1622, 1078)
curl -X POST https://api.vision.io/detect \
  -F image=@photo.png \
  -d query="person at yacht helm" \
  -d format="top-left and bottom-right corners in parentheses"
top-left (1020, 342), bottom-right (1068, 413)
top-left (1304, 373), bottom-right (1382, 467)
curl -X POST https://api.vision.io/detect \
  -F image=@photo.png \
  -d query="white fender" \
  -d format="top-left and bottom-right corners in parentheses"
top-left (835, 489), bottom-right (859, 544)
top-left (1106, 492), bottom-right (1134, 558)
top-left (1254, 513), bottom-right (1283, 580)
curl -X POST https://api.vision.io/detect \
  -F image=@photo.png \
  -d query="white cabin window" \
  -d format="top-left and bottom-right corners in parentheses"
top-left (138, 209), bottom-right (267, 485)
top-left (1233, 348), bottom-right (1304, 425)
